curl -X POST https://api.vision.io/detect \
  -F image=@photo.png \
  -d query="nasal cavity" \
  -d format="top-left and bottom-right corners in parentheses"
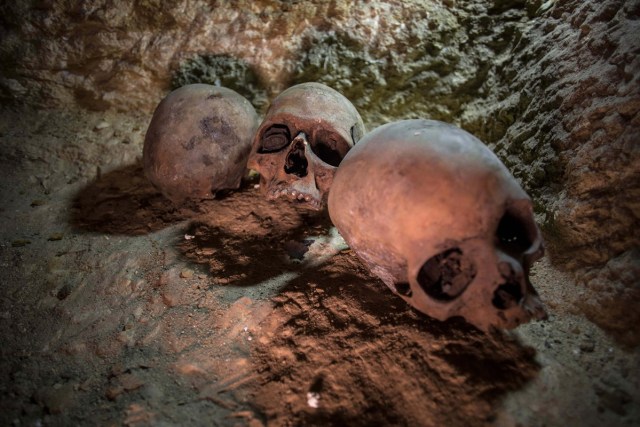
top-left (284, 139), bottom-right (308, 177)
top-left (492, 263), bottom-right (523, 310)
top-left (492, 284), bottom-right (523, 310)
top-left (417, 248), bottom-right (476, 301)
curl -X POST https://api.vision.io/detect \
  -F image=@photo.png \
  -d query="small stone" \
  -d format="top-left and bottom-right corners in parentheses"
top-left (78, 379), bottom-right (92, 391)
top-left (48, 233), bottom-right (64, 241)
top-left (284, 239), bottom-right (312, 261)
top-left (120, 373), bottom-right (144, 391)
top-left (180, 269), bottom-right (193, 279)
top-left (105, 385), bottom-right (124, 400)
top-left (111, 363), bottom-right (125, 377)
top-left (30, 200), bottom-right (46, 207)
top-left (161, 291), bottom-right (179, 307)
top-left (94, 121), bottom-right (110, 130)
top-left (579, 338), bottom-right (595, 353)
top-left (12, 239), bottom-right (31, 247)
top-left (307, 391), bottom-right (320, 408)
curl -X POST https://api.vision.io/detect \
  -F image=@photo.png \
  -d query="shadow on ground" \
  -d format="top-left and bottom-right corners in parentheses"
top-left (71, 163), bottom-right (232, 235)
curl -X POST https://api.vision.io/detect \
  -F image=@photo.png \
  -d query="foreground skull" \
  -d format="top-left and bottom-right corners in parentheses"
top-left (143, 84), bottom-right (259, 204)
top-left (328, 119), bottom-right (546, 331)
top-left (247, 82), bottom-right (365, 210)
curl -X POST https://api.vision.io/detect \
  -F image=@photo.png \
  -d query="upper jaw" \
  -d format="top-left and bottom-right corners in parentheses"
top-left (265, 183), bottom-right (323, 210)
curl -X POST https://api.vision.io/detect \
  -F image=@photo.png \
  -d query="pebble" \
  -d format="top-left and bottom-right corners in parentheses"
top-left (180, 269), bottom-right (193, 279)
top-left (579, 338), bottom-right (595, 353)
top-left (306, 391), bottom-right (320, 408)
top-left (48, 233), bottom-right (64, 241)
top-left (105, 385), bottom-right (124, 400)
top-left (119, 373), bottom-right (144, 391)
top-left (105, 373), bottom-right (144, 400)
top-left (94, 121), bottom-right (110, 130)
top-left (161, 290), bottom-right (179, 307)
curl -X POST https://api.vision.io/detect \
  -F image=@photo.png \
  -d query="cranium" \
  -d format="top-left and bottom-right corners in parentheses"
top-left (328, 119), bottom-right (546, 331)
top-left (247, 82), bottom-right (365, 210)
top-left (143, 84), bottom-right (259, 204)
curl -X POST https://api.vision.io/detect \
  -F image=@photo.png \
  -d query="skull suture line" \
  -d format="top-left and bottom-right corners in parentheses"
top-left (143, 84), bottom-right (259, 204)
top-left (328, 119), bottom-right (547, 331)
top-left (247, 82), bottom-right (365, 210)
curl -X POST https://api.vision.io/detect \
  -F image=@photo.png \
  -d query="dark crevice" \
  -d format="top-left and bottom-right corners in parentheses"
top-left (492, 282), bottom-right (523, 310)
top-left (496, 210), bottom-right (533, 257)
top-left (284, 139), bottom-right (308, 177)
top-left (312, 141), bottom-right (343, 167)
top-left (395, 282), bottom-right (412, 297)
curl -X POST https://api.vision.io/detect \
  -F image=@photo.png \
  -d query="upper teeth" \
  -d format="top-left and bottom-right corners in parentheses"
top-left (268, 186), bottom-right (320, 207)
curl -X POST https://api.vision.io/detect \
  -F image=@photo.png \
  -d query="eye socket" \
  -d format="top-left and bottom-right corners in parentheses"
top-left (417, 248), bottom-right (476, 301)
top-left (311, 130), bottom-right (348, 167)
top-left (259, 125), bottom-right (290, 153)
top-left (496, 210), bottom-right (534, 257)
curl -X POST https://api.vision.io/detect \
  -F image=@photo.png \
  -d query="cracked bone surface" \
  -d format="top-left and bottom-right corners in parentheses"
top-left (328, 119), bottom-right (547, 331)
top-left (143, 84), bottom-right (259, 204)
top-left (247, 82), bottom-right (365, 210)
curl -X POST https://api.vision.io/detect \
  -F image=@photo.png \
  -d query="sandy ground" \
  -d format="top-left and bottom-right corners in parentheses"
top-left (0, 106), bottom-right (638, 426)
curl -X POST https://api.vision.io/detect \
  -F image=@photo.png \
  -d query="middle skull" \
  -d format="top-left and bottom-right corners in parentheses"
top-left (248, 82), bottom-right (365, 210)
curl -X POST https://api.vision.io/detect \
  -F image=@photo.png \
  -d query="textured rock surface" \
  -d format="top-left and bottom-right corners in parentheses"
top-left (468, 0), bottom-right (640, 344)
top-left (576, 249), bottom-right (640, 347)
top-left (469, 1), bottom-right (640, 273)
top-left (0, 0), bottom-right (638, 350)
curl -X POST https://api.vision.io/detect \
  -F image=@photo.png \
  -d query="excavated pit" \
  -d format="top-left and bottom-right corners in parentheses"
top-left (0, 1), bottom-right (638, 426)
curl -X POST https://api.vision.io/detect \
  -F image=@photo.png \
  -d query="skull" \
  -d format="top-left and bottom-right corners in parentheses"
top-left (247, 82), bottom-right (365, 210)
top-left (328, 119), bottom-right (546, 331)
top-left (143, 84), bottom-right (259, 204)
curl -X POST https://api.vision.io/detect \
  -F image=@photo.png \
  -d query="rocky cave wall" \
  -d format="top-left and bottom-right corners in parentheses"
top-left (1, 0), bottom-right (638, 344)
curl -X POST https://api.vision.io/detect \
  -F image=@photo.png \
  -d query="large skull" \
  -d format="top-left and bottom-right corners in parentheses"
top-left (143, 84), bottom-right (259, 204)
top-left (247, 82), bottom-right (365, 210)
top-left (328, 119), bottom-right (547, 331)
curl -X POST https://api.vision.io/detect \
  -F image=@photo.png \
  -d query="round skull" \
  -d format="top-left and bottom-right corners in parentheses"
top-left (143, 84), bottom-right (259, 204)
top-left (328, 119), bottom-right (547, 331)
top-left (247, 82), bottom-right (365, 210)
